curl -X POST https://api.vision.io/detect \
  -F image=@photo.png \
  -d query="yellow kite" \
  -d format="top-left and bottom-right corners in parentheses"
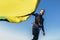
top-left (0, 0), bottom-right (40, 23)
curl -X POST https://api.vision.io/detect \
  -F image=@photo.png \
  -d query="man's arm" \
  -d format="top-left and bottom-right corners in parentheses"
top-left (20, 13), bottom-right (37, 17)
top-left (38, 22), bottom-right (45, 32)
top-left (42, 26), bottom-right (45, 32)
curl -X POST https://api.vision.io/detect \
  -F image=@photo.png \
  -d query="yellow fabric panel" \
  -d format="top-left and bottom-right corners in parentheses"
top-left (0, 0), bottom-right (40, 23)
top-left (0, 0), bottom-right (39, 16)
top-left (6, 16), bottom-right (30, 23)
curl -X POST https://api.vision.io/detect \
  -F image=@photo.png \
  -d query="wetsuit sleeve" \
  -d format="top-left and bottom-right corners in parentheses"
top-left (42, 19), bottom-right (45, 32)
top-left (20, 13), bottom-right (37, 17)
top-left (42, 26), bottom-right (45, 32)
top-left (32, 13), bottom-right (37, 16)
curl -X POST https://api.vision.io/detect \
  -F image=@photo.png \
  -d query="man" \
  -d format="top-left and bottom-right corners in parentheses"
top-left (21, 9), bottom-right (45, 40)
top-left (32, 9), bottom-right (45, 40)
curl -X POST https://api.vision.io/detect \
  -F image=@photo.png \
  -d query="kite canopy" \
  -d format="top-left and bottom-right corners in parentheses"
top-left (0, 0), bottom-right (40, 23)
top-left (0, 0), bottom-right (39, 16)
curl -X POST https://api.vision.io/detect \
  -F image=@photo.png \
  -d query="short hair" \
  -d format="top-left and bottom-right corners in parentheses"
top-left (40, 9), bottom-right (45, 15)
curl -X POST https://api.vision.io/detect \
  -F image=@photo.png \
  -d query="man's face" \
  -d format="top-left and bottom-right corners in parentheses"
top-left (40, 10), bottom-right (45, 15)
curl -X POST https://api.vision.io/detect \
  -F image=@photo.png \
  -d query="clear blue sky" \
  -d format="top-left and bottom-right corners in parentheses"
top-left (0, 0), bottom-right (60, 40)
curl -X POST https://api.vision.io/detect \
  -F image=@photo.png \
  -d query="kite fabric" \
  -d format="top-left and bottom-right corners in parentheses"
top-left (0, 0), bottom-right (40, 23)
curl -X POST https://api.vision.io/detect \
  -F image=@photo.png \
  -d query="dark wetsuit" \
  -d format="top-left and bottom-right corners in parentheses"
top-left (32, 13), bottom-right (45, 40)
top-left (32, 13), bottom-right (44, 32)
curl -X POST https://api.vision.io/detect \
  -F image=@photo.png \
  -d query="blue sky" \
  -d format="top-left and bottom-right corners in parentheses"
top-left (0, 0), bottom-right (60, 40)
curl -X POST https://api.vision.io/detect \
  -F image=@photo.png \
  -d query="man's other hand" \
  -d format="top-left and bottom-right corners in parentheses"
top-left (43, 32), bottom-right (45, 36)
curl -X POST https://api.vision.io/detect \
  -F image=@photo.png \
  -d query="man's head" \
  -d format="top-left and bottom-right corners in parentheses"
top-left (40, 9), bottom-right (45, 15)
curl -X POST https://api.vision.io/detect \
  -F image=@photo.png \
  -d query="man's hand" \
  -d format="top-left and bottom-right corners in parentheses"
top-left (43, 32), bottom-right (45, 36)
